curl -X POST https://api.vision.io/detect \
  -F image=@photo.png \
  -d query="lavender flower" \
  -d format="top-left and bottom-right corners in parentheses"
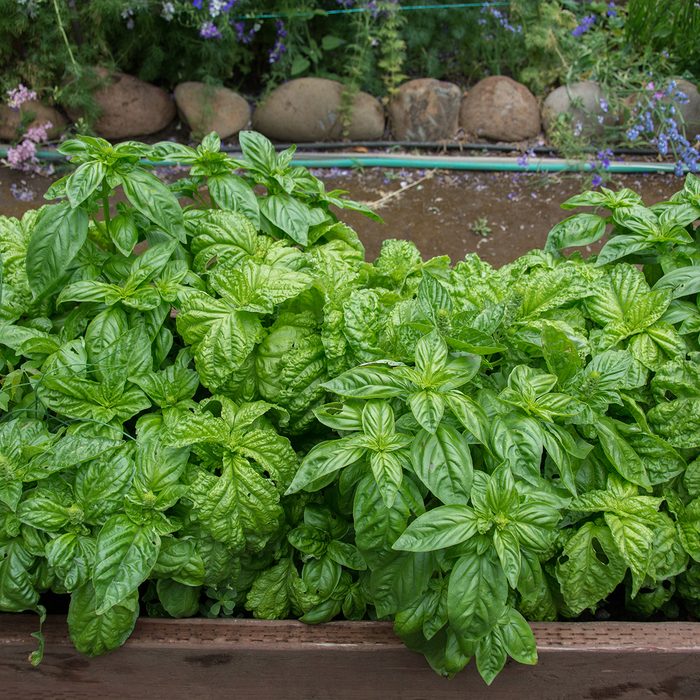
top-left (627, 80), bottom-right (700, 175)
top-left (572, 15), bottom-right (595, 37)
top-left (268, 19), bottom-right (287, 63)
top-left (25, 121), bottom-right (52, 143)
top-left (232, 20), bottom-right (257, 44)
top-left (6, 139), bottom-right (37, 170)
top-left (7, 84), bottom-right (37, 109)
top-left (484, 5), bottom-right (522, 33)
top-left (10, 181), bottom-right (36, 202)
top-left (199, 20), bottom-right (221, 38)
top-left (597, 149), bottom-right (613, 170)
top-left (517, 149), bottom-right (535, 167)
top-left (591, 174), bottom-right (603, 188)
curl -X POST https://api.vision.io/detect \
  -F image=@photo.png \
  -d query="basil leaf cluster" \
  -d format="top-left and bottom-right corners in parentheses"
top-left (1, 133), bottom-right (699, 684)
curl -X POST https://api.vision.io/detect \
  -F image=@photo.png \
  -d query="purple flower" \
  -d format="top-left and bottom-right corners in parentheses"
top-left (192, 0), bottom-right (203, 8)
top-left (599, 98), bottom-right (609, 113)
top-left (483, 4), bottom-right (521, 33)
top-left (10, 181), bottom-right (36, 202)
top-left (268, 19), bottom-right (287, 63)
top-left (25, 121), bottom-right (52, 143)
top-left (517, 149), bottom-right (535, 167)
top-left (606, 2), bottom-right (617, 17)
top-left (572, 15), bottom-right (595, 37)
top-left (199, 21), bottom-right (221, 38)
top-left (597, 149), bottom-right (613, 170)
top-left (5, 139), bottom-right (37, 170)
top-left (591, 174), bottom-right (603, 188)
top-left (6, 84), bottom-right (37, 110)
top-left (232, 20), bottom-right (257, 44)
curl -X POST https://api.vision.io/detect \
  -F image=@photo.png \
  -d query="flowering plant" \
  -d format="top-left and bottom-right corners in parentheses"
top-left (2, 84), bottom-right (54, 175)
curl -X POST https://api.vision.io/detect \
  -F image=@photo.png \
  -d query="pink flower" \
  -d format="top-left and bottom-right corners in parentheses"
top-left (6, 84), bottom-right (37, 110)
top-left (25, 121), bottom-right (53, 143)
top-left (5, 139), bottom-right (37, 170)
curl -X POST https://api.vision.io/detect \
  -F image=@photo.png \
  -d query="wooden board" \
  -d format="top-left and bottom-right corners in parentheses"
top-left (2, 616), bottom-right (700, 699)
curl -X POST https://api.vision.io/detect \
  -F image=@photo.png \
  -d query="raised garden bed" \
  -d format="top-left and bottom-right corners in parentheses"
top-left (2, 131), bottom-right (700, 693)
top-left (2, 616), bottom-right (700, 699)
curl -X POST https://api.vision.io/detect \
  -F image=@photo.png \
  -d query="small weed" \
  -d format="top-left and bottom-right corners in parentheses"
top-left (470, 217), bottom-right (492, 237)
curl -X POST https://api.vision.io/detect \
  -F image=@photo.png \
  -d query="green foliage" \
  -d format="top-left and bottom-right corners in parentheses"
top-left (2, 132), bottom-right (700, 685)
top-left (626, 0), bottom-right (700, 78)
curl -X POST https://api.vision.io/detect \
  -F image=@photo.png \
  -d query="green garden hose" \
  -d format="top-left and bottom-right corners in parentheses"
top-left (0, 148), bottom-right (681, 174)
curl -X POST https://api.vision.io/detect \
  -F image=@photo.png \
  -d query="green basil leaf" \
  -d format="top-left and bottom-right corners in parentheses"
top-left (46, 533), bottom-right (95, 591)
top-left (26, 203), bottom-right (89, 298)
top-left (120, 168), bottom-right (184, 240)
top-left (545, 213), bottom-right (607, 251)
top-left (93, 515), bottom-right (161, 614)
top-left (410, 425), bottom-right (473, 505)
top-left (156, 579), bottom-right (201, 618)
top-left (393, 505), bottom-right (477, 552)
top-left (261, 193), bottom-right (311, 246)
top-left (68, 583), bottom-right (139, 656)
top-left (498, 607), bottom-right (537, 665)
top-left (286, 436), bottom-right (366, 495)
top-left (0, 540), bottom-right (38, 611)
top-left (596, 417), bottom-right (651, 490)
top-left (555, 521), bottom-right (626, 616)
top-left (369, 550), bottom-right (435, 618)
top-left (322, 363), bottom-right (413, 399)
top-left (369, 450), bottom-right (405, 508)
top-left (444, 391), bottom-right (491, 446)
top-left (409, 391), bottom-right (445, 433)
top-left (208, 174), bottom-right (261, 227)
top-left (65, 161), bottom-right (107, 208)
top-left (448, 548), bottom-right (508, 640)
top-left (238, 130), bottom-right (277, 172)
top-left (110, 212), bottom-right (139, 256)
top-left (326, 540), bottom-right (367, 570)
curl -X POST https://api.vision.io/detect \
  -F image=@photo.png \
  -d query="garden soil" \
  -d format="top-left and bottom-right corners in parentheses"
top-left (0, 165), bottom-right (682, 266)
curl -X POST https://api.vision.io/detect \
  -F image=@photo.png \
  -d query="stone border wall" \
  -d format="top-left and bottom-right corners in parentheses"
top-left (2, 70), bottom-right (699, 147)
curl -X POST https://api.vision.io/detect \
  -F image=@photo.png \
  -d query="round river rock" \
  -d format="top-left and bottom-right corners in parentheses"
top-left (459, 76), bottom-right (541, 142)
top-left (252, 77), bottom-right (384, 142)
top-left (66, 69), bottom-right (175, 140)
top-left (388, 78), bottom-right (462, 141)
top-left (175, 82), bottom-right (250, 139)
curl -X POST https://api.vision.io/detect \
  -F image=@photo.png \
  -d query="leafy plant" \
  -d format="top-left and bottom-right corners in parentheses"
top-left (2, 131), bottom-right (700, 685)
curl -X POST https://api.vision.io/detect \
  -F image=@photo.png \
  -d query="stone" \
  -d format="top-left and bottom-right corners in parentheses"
top-left (174, 82), bottom-right (250, 139)
top-left (252, 77), bottom-right (384, 142)
top-left (388, 78), bottom-right (462, 141)
top-left (66, 69), bottom-right (175, 139)
top-left (459, 76), bottom-right (540, 142)
top-left (676, 78), bottom-right (700, 139)
top-left (345, 91), bottom-right (385, 141)
top-left (542, 80), bottom-right (614, 138)
top-left (0, 101), bottom-right (67, 142)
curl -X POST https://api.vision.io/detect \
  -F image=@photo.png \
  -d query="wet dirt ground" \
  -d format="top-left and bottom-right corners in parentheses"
top-left (0, 165), bottom-right (683, 266)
